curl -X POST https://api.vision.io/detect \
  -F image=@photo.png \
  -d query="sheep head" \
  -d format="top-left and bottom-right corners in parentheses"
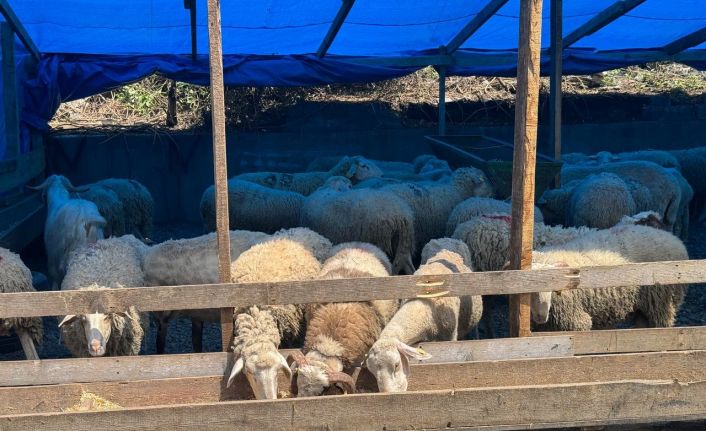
top-left (288, 349), bottom-right (355, 397)
top-left (227, 307), bottom-right (291, 400)
top-left (365, 338), bottom-right (431, 393)
top-left (452, 168), bottom-right (494, 198)
top-left (58, 310), bottom-right (133, 357)
top-left (321, 176), bottom-right (352, 193)
top-left (331, 156), bottom-right (382, 183)
top-left (529, 261), bottom-right (566, 324)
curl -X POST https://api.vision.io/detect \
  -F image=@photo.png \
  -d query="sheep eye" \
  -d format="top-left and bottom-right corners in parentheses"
top-left (394, 362), bottom-right (400, 372)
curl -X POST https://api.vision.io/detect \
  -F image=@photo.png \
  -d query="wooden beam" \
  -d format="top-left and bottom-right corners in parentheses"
top-left (549, 0), bottom-right (562, 188)
top-left (0, 0), bottom-right (40, 62)
top-left (436, 65), bottom-right (447, 135)
top-left (508, 0), bottom-right (543, 338)
top-left (536, 327), bottom-right (706, 355)
top-left (1, 22), bottom-right (19, 162)
top-left (446, 0), bottom-right (510, 54)
top-left (563, 0), bottom-right (646, 48)
top-left (5, 328), bottom-right (706, 388)
top-left (0, 259), bottom-right (703, 319)
top-left (316, 0), bottom-right (355, 58)
top-left (206, 0), bottom-right (234, 353)
top-left (2, 350), bottom-right (706, 416)
top-left (3, 379), bottom-right (706, 430)
top-left (663, 28), bottom-right (706, 56)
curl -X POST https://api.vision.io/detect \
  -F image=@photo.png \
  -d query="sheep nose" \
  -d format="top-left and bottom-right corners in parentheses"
top-left (90, 340), bottom-right (101, 353)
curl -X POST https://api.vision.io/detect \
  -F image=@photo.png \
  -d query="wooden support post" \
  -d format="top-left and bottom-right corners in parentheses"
top-left (508, 0), bottom-right (543, 338)
top-left (206, 0), bottom-right (234, 352)
top-left (437, 65), bottom-right (447, 135)
top-left (1, 22), bottom-right (19, 161)
top-left (166, 80), bottom-right (177, 127)
top-left (549, 0), bottom-right (562, 187)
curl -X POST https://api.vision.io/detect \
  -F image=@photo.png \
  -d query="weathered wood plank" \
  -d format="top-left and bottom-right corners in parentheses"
top-left (2, 380), bottom-right (706, 430)
top-left (537, 327), bottom-right (706, 355)
top-left (508, 0), bottom-right (543, 338)
top-left (0, 259), bottom-right (702, 319)
top-left (206, 0), bottom-right (234, 353)
top-left (3, 350), bottom-right (706, 416)
top-left (4, 329), bottom-right (705, 387)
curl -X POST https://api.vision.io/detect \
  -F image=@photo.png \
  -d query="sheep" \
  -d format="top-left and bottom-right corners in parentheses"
top-left (272, 227), bottom-right (333, 263)
top-left (59, 235), bottom-right (149, 357)
top-left (235, 156), bottom-right (382, 196)
top-left (76, 186), bottom-right (126, 238)
top-left (301, 176), bottom-right (417, 275)
top-left (200, 179), bottom-right (305, 233)
top-left (560, 161), bottom-right (683, 232)
top-left (610, 150), bottom-right (681, 170)
top-left (29, 175), bottom-right (106, 290)
top-left (666, 167), bottom-right (694, 239)
top-left (670, 147), bottom-right (706, 222)
top-left (366, 238), bottom-right (483, 392)
top-left (353, 177), bottom-right (403, 189)
top-left (83, 179), bottom-right (155, 241)
top-left (0, 247), bottom-right (44, 359)
top-left (450, 212), bottom-right (662, 273)
top-left (541, 173), bottom-right (637, 230)
top-left (144, 229), bottom-right (269, 353)
top-left (289, 244), bottom-right (397, 397)
top-left (530, 224), bottom-right (688, 331)
top-left (445, 197), bottom-right (543, 236)
top-left (226, 237), bottom-right (322, 399)
top-left (380, 167), bottom-right (494, 254)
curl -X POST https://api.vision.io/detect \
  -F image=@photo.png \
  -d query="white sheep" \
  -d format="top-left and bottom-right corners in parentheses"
top-left (226, 236), bottom-right (322, 399)
top-left (366, 238), bottom-right (483, 393)
top-left (670, 147), bottom-right (706, 222)
top-left (445, 196), bottom-right (543, 236)
top-left (235, 156), bottom-right (382, 196)
top-left (290, 244), bottom-right (397, 397)
top-left (301, 176), bottom-right (416, 275)
top-left (379, 167), bottom-right (494, 255)
top-left (59, 235), bottom-right (148, 357)
top-left (29, 175), bottom-right (106, 290)
top-left (0, 247), bottom-right (44, 359)
top-left (144, 229), bottom-right (268, 353)
top-left (200, 179), bottom-right (305, 233)
top-left (530, 224), bottom-right (688, 331)
top-left (561, 161), bottom-right (683, 232)
top-left (80, 178), bottom-right (155, 241)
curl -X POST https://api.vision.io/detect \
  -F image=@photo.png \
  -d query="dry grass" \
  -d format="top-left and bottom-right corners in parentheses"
top-left (63, 391), bottom-right (122, 412)
top-left (49, 62), bottom-right (706, 131)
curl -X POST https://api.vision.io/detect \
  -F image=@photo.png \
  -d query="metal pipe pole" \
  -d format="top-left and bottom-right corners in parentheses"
top-left (549, 0), bottom-right (563, 186)
top-left (437, 65), bottom-right (447, 135)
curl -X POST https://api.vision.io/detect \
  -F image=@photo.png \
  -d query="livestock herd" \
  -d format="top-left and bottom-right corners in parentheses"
top-left (0, 146), bottom-right (703, 400)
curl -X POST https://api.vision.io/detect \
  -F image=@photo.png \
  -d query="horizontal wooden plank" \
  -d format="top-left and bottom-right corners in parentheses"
top-left (0, 259), bottom-right (703, 318)
top-left (3, 350), bottom-right (706, 416)
top-left (3, 327), bottom-right (705, 387)
top-left (535, 326), bottom-right (706, 355)
top-left (2, 379), bottom-right (706, 430)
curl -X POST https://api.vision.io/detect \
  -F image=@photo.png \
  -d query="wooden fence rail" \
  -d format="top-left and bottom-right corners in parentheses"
top-left (2, 327), bottom-right (704, 387)
top-left (1, 350), bottom-right (705, 416)
top-left (0, 259), bottom-right (703, 319)
top-left (3, 379), bottom-right (706, 430)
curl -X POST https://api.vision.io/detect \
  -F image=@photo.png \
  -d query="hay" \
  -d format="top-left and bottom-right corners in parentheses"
top-left (64, 391), bottom-right (122, 412)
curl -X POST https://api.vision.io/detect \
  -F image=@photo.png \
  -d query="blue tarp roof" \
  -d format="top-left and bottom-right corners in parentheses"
top-left (1, 0), bottom-right (706, 160)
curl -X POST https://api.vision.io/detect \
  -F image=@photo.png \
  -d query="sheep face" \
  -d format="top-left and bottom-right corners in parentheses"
top-left (322, 176), bottom-right (352, 192)
top-left (348, 157), bottom-right (383, 182)
top-left (531, 292), bottom-right (553, 324)
top-left (365, 339), bottom-right (431, 393)
top-left (294, 364), bottom-right (329, 397)
top-left (227, 350), bottom-right (291, 400)
top-left (58, 312), bottom-right (129, 357)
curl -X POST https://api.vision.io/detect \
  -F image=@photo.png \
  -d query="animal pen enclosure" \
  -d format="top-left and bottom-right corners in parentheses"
top-left (1, 0), bottom-right (706, 429)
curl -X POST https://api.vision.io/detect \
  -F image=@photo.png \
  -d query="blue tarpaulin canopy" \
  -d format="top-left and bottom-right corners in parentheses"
top-left (1, 0), bottom-right (705, 159)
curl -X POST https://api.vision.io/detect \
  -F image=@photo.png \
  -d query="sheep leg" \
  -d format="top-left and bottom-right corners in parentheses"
top-left (155, 313), bottom-right (169, 354)
top-left (17, 329), bottom-right (39, 360)
top-left (191, 318), bottom-right (204, 353)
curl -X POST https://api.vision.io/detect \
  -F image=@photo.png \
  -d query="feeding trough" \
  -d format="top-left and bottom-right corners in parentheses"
top-left (426, 134), bottom-right (562, 200)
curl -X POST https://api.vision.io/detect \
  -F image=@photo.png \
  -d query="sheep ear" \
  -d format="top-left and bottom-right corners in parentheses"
top-left (227, 357), bottom-right (245, 388)
top-left (278, 353), bottom-right (292, 381)
top-left (396, 341), bottom-right (432, 361)
top-left (58, 315), bottom-right (78, 327)
top-left (113, 311), bottom-right (134, 321)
